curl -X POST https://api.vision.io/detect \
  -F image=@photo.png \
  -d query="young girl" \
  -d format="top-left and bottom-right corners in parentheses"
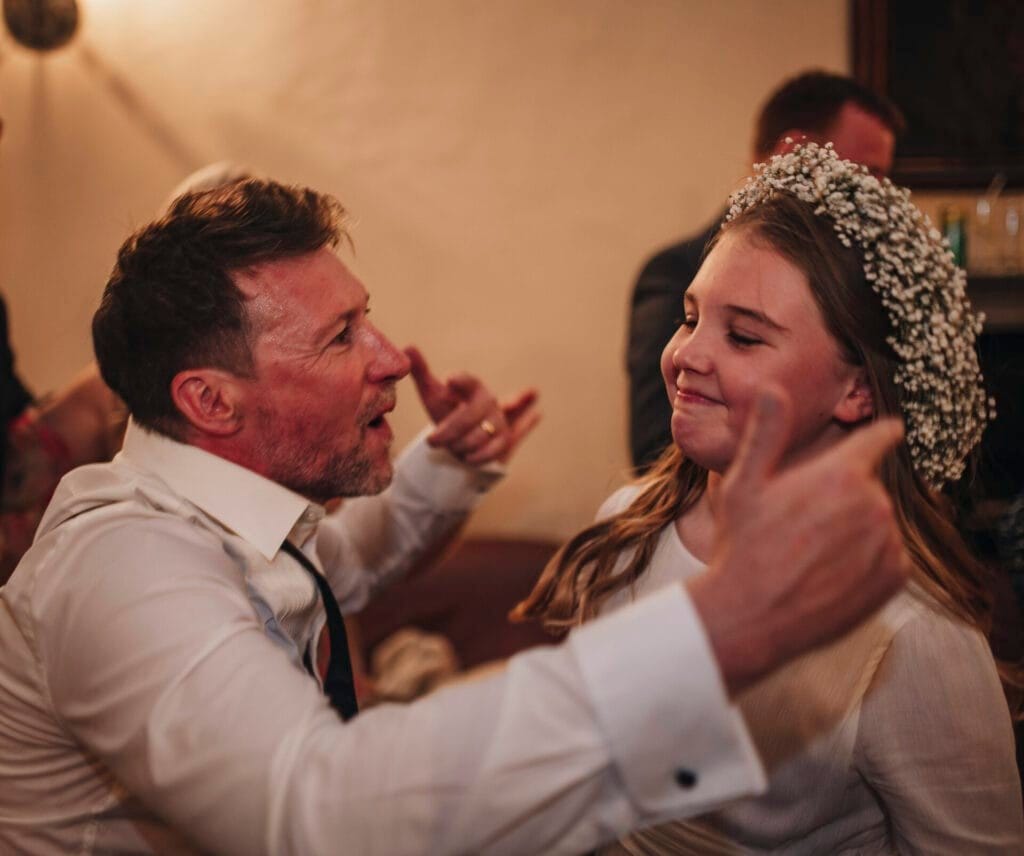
top-left (517, 144), bottom-right (1023, 853)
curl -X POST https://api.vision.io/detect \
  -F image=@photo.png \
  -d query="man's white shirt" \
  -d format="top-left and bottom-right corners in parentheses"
top-left (0, 422), bottom-right (764, 854)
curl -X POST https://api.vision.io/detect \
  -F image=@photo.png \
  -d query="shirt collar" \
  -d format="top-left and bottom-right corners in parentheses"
top-left (120, 420), bottom-right (323, 561)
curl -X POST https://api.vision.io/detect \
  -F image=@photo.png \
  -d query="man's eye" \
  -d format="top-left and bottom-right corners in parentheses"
top-left (334, 327), bottom-right (352, 345)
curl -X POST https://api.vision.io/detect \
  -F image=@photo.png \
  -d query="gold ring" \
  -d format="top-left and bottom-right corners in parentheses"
top-left (480, 419), bottom-right (497, 437)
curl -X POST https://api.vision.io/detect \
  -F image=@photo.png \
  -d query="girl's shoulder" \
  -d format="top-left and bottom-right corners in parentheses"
top-left (595, 483), bottom-right (644, 522)
top-left (859, 585), bottom-right (1001, 719)
top-left (881, 583), bottom-right (986, 648)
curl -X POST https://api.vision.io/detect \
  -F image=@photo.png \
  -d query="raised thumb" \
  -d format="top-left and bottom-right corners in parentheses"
top-left (725, 386), bottom-right (792, 489)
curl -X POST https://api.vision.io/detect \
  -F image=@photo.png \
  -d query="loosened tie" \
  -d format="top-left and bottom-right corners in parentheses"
top-left (280, 540), bottom-right (359, 721)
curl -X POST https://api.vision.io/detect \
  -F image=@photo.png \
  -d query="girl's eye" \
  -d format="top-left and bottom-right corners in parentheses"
top-left (728, 331), bottom-right (762, 347)
top-left (680, 316), bottom-right (697, 330)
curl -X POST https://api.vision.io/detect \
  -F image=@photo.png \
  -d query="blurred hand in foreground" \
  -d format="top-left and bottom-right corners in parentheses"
top-left (688, 386), bottom-right (909, 695)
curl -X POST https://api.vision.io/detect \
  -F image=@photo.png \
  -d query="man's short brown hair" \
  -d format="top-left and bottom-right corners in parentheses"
top-left (93, 179), bottom-right (346, 438)
top-left (753, 70), bottom-right (905, 159)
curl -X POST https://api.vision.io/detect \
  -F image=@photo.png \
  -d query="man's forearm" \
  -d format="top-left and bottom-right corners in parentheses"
top-left (319, 432), bottom-right (502, 606)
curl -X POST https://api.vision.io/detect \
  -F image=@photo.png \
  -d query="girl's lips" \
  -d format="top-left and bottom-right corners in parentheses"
top-left (676, 389), bottom-right (721, 406)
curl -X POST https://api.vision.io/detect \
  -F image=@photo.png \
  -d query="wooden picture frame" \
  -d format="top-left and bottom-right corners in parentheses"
top-left (852, 0), bottom-right (1024, 189)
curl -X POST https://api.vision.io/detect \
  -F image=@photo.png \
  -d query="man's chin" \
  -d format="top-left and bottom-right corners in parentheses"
top-left (359, 464), bottom-right (394, 496)
top-left (336, 459), bottom-right (393, 498)
top-left (288, 453), bottom-right (395, 503)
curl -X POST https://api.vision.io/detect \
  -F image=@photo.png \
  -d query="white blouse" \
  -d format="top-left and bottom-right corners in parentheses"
top-left (597, 485), bottom-right (1023, 855)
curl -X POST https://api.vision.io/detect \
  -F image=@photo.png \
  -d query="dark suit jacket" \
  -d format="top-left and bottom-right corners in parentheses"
top-left (626, 216), bottom-right (723, 470)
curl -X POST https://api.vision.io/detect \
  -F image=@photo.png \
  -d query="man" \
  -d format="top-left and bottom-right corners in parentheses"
top-left (628, 70), bottom-right (905, 470)
top-left (0, 179), bottom-right (908, 854)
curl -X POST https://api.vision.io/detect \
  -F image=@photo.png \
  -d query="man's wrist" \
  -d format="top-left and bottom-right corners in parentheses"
top-left (395, 429), bottom-right (504, 508)
top-left (684, 571), bottom-right (779, 697)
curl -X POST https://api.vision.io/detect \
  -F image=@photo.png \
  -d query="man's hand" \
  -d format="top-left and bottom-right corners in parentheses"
top-left (405, 346), bottom-right (540, 465)
top-left (687, 386), bottom-right (910, 696)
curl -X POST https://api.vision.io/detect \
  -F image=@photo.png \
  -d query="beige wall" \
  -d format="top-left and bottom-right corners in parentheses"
top-left (0, 0), bottom-right (848, 539)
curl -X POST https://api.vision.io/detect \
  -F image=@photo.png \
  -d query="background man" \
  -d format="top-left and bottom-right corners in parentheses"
top-left (628, 70), bottom-right (905, 470)
top-left (0, 179), bottom-right (907, 854)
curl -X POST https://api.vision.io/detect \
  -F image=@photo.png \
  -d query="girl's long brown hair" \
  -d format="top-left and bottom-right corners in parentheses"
top-left (513, 194), bottom-right (1020, 707)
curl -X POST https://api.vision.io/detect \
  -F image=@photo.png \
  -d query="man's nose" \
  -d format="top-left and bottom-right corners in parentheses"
top-left (366, 325), bottom-right (411, 383)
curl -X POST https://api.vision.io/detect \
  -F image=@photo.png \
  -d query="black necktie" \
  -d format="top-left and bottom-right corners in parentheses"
top-left (280, 540), bottom-right (359, 721)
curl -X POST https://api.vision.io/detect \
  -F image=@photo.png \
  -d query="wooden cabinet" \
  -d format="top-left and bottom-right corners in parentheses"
top-left (972, 277), bottom-right (1024, 332)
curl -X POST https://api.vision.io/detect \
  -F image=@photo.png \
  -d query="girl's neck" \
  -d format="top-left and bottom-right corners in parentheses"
top-left (673, 431), bottom-right (848, 563)
top-left (674, 471), bottom-right (724, 563)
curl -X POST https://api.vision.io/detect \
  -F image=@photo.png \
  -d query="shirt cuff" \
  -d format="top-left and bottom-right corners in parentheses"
top-left (568, 584), bottom-right (766, 819)
top-left (391, 428), bottom-right (505, 511)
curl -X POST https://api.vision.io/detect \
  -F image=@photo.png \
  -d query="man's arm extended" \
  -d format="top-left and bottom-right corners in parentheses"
top-left (36, 390), bottom-right (906, 855)
top-left (317, 349), bottom-right (538, 606)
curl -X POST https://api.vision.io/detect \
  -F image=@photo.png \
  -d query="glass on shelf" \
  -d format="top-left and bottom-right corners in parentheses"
top-left (969, 198), bottom-right (997, 276)
top-left (940, 206), bottom-right (968, 268)
top-left (1002, 203), bottom-right (1021, 276)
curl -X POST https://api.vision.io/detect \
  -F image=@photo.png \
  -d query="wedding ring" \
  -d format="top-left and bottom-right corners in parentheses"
top-left (479, 418), bottom-right (497, 437)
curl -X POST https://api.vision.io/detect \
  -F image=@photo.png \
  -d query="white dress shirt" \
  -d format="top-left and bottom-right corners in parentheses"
top-left (597, 485), bottom-right (1023, 855)
top-left (0, 424), bottom-right (764, 855)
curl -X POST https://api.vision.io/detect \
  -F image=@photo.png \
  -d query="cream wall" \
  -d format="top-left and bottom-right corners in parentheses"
top-left (0, 0), bottom-right (848, 539)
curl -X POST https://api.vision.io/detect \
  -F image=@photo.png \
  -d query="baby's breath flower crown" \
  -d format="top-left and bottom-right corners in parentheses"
top-left (726, 142), bottom-right (993, 488)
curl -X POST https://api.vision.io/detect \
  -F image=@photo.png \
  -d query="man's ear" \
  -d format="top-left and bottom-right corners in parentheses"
top-left (833, 369), bottom-right (875, 426)
top-left (170, 368), bottom-right (246, 437)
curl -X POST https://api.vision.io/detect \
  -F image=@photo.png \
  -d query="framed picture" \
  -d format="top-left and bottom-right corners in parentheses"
top-left (852, 0), bottom-right (1024, 189)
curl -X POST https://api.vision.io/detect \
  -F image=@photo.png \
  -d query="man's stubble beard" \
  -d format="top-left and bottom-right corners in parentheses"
top-left (253, 410), bottom-right (393, 504)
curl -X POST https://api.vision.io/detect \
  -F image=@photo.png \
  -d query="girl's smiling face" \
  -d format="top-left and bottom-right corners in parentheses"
top-left (661, 228), bottom-right (873, 474)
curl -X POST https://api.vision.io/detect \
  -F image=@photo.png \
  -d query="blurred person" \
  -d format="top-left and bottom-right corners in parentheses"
top-left (520, 144), bottom-right (1022, 852)
top-left (628, 70), bottom-right (904, 470)
top-left (163, 160), bottom-right (253, 208)
top-left (0, 117), bottom-right (126, 579)
top-left (0, 360), bottom-right (124, 579)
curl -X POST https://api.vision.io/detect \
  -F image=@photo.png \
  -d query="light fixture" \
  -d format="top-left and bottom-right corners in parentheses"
top-left (3, 0), bottom-right (79, 52)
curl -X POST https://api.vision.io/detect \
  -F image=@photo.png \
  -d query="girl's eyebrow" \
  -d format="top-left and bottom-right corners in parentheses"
top-left (724, 304), bottom-right (788, 333)
top-left (685, 291), bottom-right (789, 333)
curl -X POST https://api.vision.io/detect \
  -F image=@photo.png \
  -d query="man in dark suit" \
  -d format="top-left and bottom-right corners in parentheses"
top-left (627, 71), bottom-right (905, 470)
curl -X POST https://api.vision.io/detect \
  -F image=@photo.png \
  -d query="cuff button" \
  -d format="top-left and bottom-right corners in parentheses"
top-left (674, 767), bottom-right (698, 788)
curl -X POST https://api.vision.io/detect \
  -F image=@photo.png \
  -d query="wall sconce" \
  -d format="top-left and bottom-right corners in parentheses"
top-left (3, 0), bottom-right (79, 52)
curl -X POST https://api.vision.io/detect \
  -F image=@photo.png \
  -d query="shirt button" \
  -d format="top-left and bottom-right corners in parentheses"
top-left (674, 767), bottom-right (698, 789)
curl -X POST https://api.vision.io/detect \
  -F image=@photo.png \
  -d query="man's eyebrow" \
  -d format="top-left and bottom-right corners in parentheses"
top-left (724, 304), bottom-right (788, 333)
top-left (317, 296), bottom-right (369, 343)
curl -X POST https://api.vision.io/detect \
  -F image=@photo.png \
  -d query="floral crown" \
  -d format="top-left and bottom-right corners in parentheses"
top-left (726, 142), bottom-right (993, 488)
